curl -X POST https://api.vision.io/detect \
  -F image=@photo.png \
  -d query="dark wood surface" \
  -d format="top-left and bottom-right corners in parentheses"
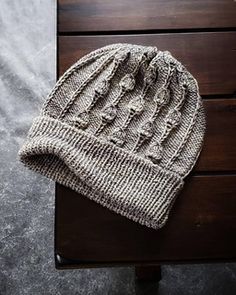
top-left (58, 32), bottom-right (236, 95)
top-left (55, 175), bottom-right (236, 267)
top-left (58, 0), bottom-right (236, 32)
top-left (196, 99), bottom-right (236, 172)
top-left (135, 265), bottom-right (162, 281)
top-left (55, 0), bottom-right (236, 269)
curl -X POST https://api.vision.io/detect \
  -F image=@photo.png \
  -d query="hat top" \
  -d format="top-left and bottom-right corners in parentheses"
top-left (41, 43), bottom-right (203, 178)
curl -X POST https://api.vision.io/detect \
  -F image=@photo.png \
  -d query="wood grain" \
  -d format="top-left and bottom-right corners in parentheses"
top-left (58, 0), bottom-right (236, 32)
top-left (195, 99), bottom-right (236, 172)
top-left (55, 175), bottom-right (236, 267)
top-left (58, 32), bottom-right (236, 95)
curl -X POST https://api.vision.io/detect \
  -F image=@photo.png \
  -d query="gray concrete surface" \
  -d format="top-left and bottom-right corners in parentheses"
top-left (0, 1), bottom-right (235, 294)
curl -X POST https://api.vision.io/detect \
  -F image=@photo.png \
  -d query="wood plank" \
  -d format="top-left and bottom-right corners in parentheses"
top-left (58, 32), bottom-right (236, 95)
top-left (195, 99), bottom-right (236, 172)
top-left (55, 175), bottom-right (236, 268)
top-left (58, 0), bottom-right (236, 32)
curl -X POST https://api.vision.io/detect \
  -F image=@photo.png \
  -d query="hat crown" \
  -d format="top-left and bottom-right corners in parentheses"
top-left (43, 43), bottom-right (205, 178)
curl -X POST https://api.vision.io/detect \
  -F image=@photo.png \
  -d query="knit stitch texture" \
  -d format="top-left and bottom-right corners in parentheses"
top-left (18, 43), bottom-right (206, 230)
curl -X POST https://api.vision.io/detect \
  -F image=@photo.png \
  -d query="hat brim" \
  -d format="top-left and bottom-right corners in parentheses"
top-left (18, 115), bottom-right (184, 230)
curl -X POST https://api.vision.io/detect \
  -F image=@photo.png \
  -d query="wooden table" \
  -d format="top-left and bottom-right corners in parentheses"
top-left (55, 0), bottom-right (236, 277)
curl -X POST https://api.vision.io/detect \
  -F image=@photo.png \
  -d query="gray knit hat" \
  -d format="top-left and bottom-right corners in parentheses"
top-left (18, 43), bottom-right (206, 230)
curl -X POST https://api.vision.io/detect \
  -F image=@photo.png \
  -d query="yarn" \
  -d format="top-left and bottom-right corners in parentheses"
top-left (18, 43), bottom-right (206, 230)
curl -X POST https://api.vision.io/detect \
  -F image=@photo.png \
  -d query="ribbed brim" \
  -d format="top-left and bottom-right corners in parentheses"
top-left (18, 116), bottom-right (184, 230)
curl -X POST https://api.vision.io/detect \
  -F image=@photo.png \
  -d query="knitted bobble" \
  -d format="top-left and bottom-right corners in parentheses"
top-left (108, 128), bottom-right (126, 147)
top-left (166, 109), bottom-right (181, 128)
top-left (115, 51), bottom-right (130, 63)
top-left (144, 68), bottom-right (157, 85)
top-left (177, 70), bottom-right (190, 90)
top-left (70, 111), bottom-right (90, 129)
top-left (176, 62), bottom-right (185, 73)
top-left (138, 120), bottom-right (154, 138)
top-left (100, 104), bottom-right (117, 123)
top-left (94, 79), bottom-right (110, 97)
top-left (119, 74), bottom-right (136, 91)
top-left (154, 88), bottom-right (170, 105)
top-left (128, 97), bottom-right (144, 115)
top-left (145, 49), bottom-right (158, 60)
top-left (146, 143), bottom-right (163, 162)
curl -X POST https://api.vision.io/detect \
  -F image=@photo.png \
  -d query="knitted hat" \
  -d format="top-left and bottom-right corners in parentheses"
top-left (18, 43), bottom-right (206, 230)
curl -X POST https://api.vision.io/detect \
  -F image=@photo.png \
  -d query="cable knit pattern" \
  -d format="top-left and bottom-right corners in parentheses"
top-left (18, 43), bottom-right (206, 230)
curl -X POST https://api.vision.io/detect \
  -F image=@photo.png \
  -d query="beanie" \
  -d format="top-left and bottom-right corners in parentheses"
top-left (18, 43), bottom-right (206, 230)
